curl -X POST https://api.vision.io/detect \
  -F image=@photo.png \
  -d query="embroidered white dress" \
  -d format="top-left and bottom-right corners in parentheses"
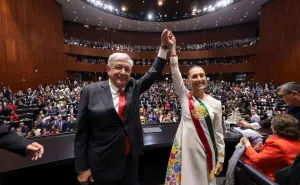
top-left (165, 56), bottom-right (225, 185)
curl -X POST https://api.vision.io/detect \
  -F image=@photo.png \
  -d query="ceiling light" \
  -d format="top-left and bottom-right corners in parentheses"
top-left (100, 18), bottom-right (102, 19)
top-left (176, 1), bottom-right (179, 3)
top-left (83, 6), bottom-right (85, 8)
top-left (192, 7), bottom-right (197, 12)
top-left (108, 4), bottom-right (113, 11)
top-left (252, 1), bottom-right (254, 3)
top-left (121, 6), bottom-right (127, 11)
top-left (86, 19), bottom-right (89, 20)
top-left (147, 13), bottom-right (154, 20)
top-left (158, 0), bottom-right (163, 6)
top-left (74, 11), bottom-right (76, 13)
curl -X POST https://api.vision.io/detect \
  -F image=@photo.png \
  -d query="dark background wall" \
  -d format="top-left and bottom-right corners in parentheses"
top-left (0, 0), bottom-right (67, 91)
top-left (255, 0), bottom-right (300, 83)
top-left (63, 21), bottom-right (258, 45)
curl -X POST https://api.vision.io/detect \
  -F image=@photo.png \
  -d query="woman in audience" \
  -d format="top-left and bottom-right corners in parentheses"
top-left (241, 114), bottom-right (300, 181)
top-left (165, 32), bottom-right (225, 185)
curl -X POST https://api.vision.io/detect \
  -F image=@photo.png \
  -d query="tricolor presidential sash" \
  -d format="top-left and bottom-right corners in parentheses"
top-left (165, 92), bottom-right (219, 185)
top-left (188, 92), bottom-right (219, 181)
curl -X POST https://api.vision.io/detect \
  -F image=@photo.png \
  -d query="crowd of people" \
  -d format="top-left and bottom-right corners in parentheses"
top-left (64, 35), bottom-right (258, 52)
top-left (1, 76), bottom-right (287, 137)
top-left (70, 54), bottom-right (255, 66)
top-left (139, 78), bottom-right (286, 125)
top-left (0, 80), bottom-right (84, 137)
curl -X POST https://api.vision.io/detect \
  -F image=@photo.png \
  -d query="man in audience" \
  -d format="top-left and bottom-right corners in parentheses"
top-left (57, 115), bottom-right (68, 133)
top-left (75, 29), bottom-right (173, 185)
top-left (19, 122), bottom-right (29, 136)
top-left (250, 109), bottom-right (260, 122)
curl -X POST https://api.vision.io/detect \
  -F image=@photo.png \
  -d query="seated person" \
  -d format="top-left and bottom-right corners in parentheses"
top-left (240, 114), bottom-right (300, 181)
top-left (250, 109), bottom-right (260, 122)
top-left (140, 115), bottom-right (146, 125)
top-left (10, 111), bottom-right (19, 122)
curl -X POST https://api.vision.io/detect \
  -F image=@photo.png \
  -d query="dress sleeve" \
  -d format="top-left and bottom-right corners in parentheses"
top-left (170, 56), bottom-right (188, 101)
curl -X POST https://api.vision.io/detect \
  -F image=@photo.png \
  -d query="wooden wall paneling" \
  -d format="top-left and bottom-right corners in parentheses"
top-left (0, 0), bottom-right (67, 91)
top-left (256, 0), bottom-right (300, 83)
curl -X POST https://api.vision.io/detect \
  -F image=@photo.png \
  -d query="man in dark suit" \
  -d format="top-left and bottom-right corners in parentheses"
top-left (57, 115), bottom-right (68, 133)
top-left (0, 122), bottom-right (44, 160)
top-left (75, 29), bottom-right (175, 185)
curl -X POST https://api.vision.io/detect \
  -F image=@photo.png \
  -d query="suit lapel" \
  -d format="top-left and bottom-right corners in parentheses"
top-left (99, 81), bottom-right (121, 121)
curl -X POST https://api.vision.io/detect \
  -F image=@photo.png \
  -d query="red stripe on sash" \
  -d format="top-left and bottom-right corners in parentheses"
top-left (188, 92), bottom-right (213, 173)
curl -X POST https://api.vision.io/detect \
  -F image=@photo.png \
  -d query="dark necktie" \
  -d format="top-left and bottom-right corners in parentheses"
top-left (118, 89), bottom-right (130, 156)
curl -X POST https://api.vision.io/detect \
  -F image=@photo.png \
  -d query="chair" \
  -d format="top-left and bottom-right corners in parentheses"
top-left (275, 154), bottom-right (300, 185)
top-left (235, 160), bottom-right (279, 185)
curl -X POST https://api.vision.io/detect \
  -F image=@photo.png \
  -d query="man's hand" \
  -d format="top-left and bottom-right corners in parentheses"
top-left (77, 169), bottom-right (94, 185)
top-left (236, 120), bottom-right (251, 128)
top-left (214, 162), bottom-right (223, 175)
top-left (25, 142), bottom-right (44, 160)
top-left (161, 29), bottom-right (176, 49)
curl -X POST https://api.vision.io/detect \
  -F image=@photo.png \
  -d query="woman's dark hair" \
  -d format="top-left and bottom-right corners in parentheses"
top-left (187, 66), bottom-right (205, 78)
top-left (271, 114), bottom-right (300, 140)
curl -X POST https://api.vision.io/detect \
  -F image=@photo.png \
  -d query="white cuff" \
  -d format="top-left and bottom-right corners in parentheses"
top-left (250, 122), bottom-right (261, 130)
top-left (158, 48), bottom-right (167, 60)
top-left (170, 56), bottom-right (178, 64)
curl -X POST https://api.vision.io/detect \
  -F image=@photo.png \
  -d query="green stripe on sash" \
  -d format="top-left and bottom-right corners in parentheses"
top-left (194, 97), bottom-right (218, 163)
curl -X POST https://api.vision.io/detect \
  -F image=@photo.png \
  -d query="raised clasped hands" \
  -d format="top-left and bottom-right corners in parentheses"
top-left (161, 29), bottom-right (176, 49)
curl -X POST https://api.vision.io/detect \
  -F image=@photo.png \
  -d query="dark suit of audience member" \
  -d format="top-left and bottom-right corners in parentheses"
top-left (67, 119), bottom-right (76, 131)
top-left (57, 119), bottom-right (67, 133)
top-left (75, 45), bottom-right (168, 185)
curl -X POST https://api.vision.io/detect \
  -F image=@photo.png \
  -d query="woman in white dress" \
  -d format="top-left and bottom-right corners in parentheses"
top-left (165, 32), bottom-right (225, 185)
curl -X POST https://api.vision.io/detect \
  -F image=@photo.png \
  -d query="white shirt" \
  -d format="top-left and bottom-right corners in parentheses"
top-left (109, 79), bottom-right (125, 113)
top-left (108, 48), bottom-right (167, 113)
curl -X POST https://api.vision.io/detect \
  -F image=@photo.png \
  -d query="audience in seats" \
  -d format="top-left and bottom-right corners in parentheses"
top-left (240, 114), bottom-right (300, 181)
top-left (70, 55), bottom-right (255, 66)
top-left (0, 77), bottom-right (290, 137)
top-left (64, 35), bottom-right (258, 52)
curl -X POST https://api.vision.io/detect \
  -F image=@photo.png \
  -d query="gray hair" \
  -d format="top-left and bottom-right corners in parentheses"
top-left (107, 53), bottom-right (134, 68)
top-left (277, 82), bottom-right (300, 93)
